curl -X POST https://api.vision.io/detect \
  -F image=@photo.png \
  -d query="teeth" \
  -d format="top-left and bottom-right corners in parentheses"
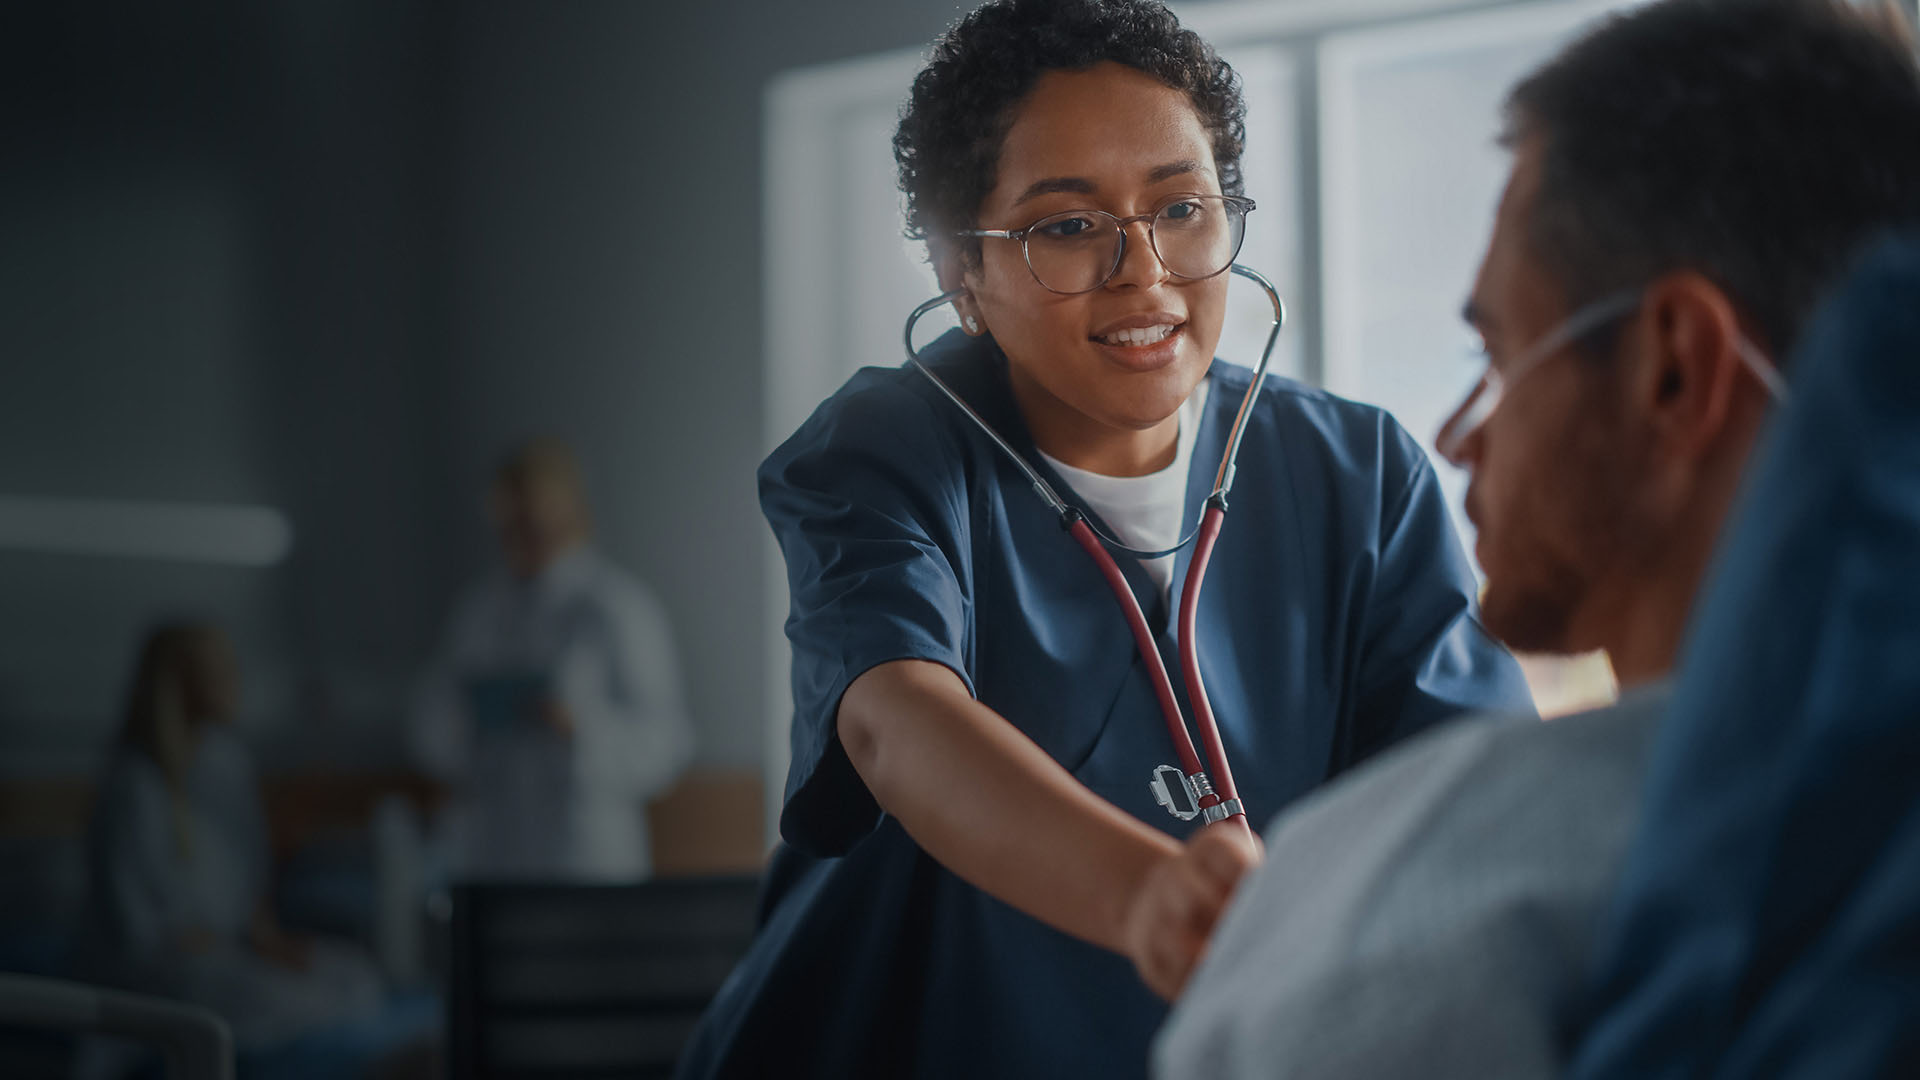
top-left (1100, 324), bottom-right (1176, 347)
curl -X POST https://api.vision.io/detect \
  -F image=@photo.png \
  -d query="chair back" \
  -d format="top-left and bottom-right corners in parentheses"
top-left (448, 875), bottom-right (759, 1079)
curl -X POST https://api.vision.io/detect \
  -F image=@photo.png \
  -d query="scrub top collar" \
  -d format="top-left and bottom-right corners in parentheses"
top-left (931, 330), bottom-right (1226, 630)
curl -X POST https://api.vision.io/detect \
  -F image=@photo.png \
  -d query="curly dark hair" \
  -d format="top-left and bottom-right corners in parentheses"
top-left (894, 0), bottom-right (1246, 267)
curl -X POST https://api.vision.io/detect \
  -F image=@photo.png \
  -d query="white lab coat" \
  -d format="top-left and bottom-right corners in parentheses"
top-left (412, 544), bottom-right (693, 881)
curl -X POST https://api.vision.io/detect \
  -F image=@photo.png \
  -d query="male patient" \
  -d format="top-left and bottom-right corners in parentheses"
top-left (1154, 1), bottom-right (1920, 1076)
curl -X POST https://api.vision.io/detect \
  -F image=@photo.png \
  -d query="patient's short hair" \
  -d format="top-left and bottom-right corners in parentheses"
top-left (1504, 0), bottom-right (1920, 362)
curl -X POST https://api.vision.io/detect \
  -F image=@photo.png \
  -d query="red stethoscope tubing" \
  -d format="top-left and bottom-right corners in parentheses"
top-left (1066, 517), bottom-right (1204, 777)
top-left (904, 264), bottom-right (1283, 838)
top-left (1178, 505), bottom-right (1241, 816)
top-left (1069, 504), bottom-right (1246, 832)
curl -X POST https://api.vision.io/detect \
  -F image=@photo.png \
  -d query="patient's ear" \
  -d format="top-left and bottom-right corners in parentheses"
top-left (1635, 273), bottom-right (1747, 457)
top-left (931, 242), bottom-right (987, 337)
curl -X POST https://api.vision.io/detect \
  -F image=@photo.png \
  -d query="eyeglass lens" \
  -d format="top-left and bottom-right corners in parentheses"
top-left (1022, 196), bottom-right (1247, 294)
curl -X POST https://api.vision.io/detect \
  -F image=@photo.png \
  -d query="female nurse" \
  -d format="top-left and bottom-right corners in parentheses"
top-left (681, 1), bottom-right (1532, 1076)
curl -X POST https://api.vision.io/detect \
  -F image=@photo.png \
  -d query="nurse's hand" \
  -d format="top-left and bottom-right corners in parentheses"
top-left (1123, 821), bottom-right (1262, 1000)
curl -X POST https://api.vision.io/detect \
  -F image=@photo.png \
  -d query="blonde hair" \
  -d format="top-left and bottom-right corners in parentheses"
top-left (117, 623), bottom-right (232, 857)
top-left (496, 438), bottom-right (585, 498)
top-left (494, 437), bottom-right (593, 542)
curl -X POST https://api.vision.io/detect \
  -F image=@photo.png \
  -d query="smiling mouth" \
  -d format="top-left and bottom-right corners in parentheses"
top-left (1094, 323), bottom-right (1180, 347)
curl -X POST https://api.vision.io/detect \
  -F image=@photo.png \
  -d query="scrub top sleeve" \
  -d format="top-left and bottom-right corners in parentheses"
top-left (760, 382), bottom-right (976, 857)
top-left (1352, 425), bottom-right (1533, 756)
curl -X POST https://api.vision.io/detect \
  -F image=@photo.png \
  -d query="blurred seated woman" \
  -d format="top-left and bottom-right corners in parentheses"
top-left (78, 623), bottom-right (431, 1077)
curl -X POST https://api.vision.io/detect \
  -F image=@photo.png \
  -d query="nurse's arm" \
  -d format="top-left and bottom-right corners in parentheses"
top-left (840, 658), bottom-right (1255, 995)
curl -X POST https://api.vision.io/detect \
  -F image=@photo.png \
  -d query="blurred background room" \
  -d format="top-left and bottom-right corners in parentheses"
top-left (4, 0), bottom-right (1913, 1077)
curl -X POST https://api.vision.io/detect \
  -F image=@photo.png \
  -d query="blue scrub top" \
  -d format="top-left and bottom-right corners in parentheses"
top-left (680, 329), bottom-right (1531, 1079)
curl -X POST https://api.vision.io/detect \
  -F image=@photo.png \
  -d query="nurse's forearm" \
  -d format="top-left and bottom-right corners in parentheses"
top-left (839, 658), bottom-right (1182, 954)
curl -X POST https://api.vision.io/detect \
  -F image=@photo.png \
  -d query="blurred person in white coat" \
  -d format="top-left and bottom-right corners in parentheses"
top-left (412, 439), bottom-right (693, 881)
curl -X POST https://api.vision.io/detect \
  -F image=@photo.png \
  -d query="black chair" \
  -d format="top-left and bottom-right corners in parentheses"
top-left (448, 876), bottom-right (759, 1079)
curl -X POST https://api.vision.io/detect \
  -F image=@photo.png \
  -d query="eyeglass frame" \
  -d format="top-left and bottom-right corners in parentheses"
top-left (1434, 288), bottom-right (1791, 464)
top-left (957, 193), bottom-right (1257, 296)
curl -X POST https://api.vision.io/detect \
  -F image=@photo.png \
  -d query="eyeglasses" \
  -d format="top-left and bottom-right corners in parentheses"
top-left (1435, 292), bottom-right (1640, 463)
top-left (960, 193), bottom-right (1255, 295)
top-left (1434, 289), bottom-right (1791, 464)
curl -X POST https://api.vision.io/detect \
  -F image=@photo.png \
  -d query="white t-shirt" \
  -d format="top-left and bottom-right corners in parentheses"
top-left (1039, 377), bottom-right (1211, 602)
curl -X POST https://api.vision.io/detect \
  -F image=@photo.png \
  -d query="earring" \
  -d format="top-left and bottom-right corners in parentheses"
top-left (965, 316), bottom-right (980, 334)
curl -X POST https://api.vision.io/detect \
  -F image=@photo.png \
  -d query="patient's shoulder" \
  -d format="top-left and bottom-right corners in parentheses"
top-left (1291, 687), bottom-right (1665, 844)
top-left (1255, 687), bottom-right (1670, 938)
top-left (1157, 690), bottom-right (1672, 1080)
